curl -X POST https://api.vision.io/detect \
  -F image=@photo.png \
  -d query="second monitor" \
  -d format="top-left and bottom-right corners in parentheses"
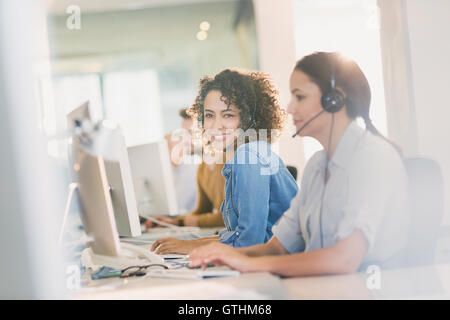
top-left (128, 141), bottom-right (179, 218)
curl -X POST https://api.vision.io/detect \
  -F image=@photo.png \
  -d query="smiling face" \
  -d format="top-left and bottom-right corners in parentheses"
top-left (203, 90), bottom-right (241, 152)
top-left (287, 69), bottom-right (332, 138)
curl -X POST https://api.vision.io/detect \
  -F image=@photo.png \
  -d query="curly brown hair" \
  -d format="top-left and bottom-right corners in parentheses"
top-left (187, 68), bottom-right (286, 143)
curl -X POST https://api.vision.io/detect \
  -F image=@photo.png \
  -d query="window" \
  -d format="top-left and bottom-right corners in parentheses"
top-left (293, 0), bottom-right (387, 161)
top-left (44, 0), bottom-right (259, 159)
top-left (38, 74), bottom-right (103, 158)
top-left (103, 70), bottom-right (163, 146)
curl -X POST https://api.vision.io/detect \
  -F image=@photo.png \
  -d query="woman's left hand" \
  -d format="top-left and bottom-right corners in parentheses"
top-left (188, 243), bottom-right (258, 273)
top-left (151, 238), bottom-right (197, 255)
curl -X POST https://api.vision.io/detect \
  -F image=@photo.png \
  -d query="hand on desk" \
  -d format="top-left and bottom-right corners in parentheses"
top-left (145, 216), bottom-right (177, 229)
top-left (151, 238), bottom-right (199, 255)
top-left (188, 243), bottom-right (257, 273)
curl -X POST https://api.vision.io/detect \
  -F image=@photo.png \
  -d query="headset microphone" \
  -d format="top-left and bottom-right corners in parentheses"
top-left (291, 109), bottom-right (326, 138)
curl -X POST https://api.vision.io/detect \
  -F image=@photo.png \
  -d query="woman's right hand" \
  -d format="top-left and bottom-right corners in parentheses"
top-left (188, 242), bottom-right (258, 272)
top-left (151, 238), bottom-right (198, 254)
top-left (145, 216), bottom-right (178, 229)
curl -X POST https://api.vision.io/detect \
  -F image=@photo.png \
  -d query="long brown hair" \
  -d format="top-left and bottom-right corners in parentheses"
top-left (295, 52), bottom-right (401, 154)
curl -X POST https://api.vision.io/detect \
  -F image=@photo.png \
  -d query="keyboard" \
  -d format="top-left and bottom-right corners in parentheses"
top-left (146, 269), bottom-right (240, 280)
top-left (121, 227), bottom-right (202, 244)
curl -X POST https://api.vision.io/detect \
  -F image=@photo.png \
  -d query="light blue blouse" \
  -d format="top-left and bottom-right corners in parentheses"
top-left (272, 121), bottom-right (410, 270)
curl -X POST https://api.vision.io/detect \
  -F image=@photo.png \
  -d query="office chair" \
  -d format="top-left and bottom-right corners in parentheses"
top-left (400, 157), bottom-right (444, 267)
top-left (286, 165), bottom-right (298, 181)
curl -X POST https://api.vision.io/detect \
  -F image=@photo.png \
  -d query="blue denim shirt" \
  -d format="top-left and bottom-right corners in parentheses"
top-left (219, 140), bottom-right (298, 247)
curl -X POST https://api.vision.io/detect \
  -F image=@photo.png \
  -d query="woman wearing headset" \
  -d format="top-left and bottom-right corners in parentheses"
top-left (151, 69), bottom-right (298, 254)
top-left (188, 52), bottom-right (410, 275)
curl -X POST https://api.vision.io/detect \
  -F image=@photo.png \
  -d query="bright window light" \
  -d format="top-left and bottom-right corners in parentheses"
top-left (103, 69), bottom-right (163, 146)
top-left (39, 74), bottom-right (103, 158)
top-left (293, 0), bottom-right (387, 161)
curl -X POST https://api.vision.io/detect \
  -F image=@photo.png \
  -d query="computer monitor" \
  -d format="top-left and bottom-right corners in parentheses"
top-left (76, 149), bottom-right (122, 257)
top-left (74, 147), bottom-right (163, 267)
top-left (128, 141), bottom-right (179, 217)
top-left (102, 135), bottom-right (142, 237)
top-left (66, 101), bottom-right (142, 238)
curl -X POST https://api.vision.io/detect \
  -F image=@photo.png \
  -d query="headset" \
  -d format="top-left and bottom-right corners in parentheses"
top-left (291, 59), bottom-right (345, 248)
top-left (292, 63), bottom-right (345, 138)
top-left (245, 101), bottom-right (257, 131)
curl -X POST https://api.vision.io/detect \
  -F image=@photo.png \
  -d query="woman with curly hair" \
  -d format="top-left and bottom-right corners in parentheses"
top-left (151, 69), bottom-right (298, 254)
top-left (188, 52), bottom-right (409, 276)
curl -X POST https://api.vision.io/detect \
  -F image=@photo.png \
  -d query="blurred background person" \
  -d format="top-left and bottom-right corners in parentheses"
top-left (166, 108), bottom-right (199, 214)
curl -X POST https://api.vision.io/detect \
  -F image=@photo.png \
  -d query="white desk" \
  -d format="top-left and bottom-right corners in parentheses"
top-left (281, 263), bottom-right (450, 300)
top-left (76, 226), bottom-right (286, 299)
top-left (72, 226), bottom-right (450, 300)
top-left (75, 271), bottom-right (286, 300)
top-left (74, 264), bottom-right (450, 300)
top-left (74, 263), bottom-right (450, 300)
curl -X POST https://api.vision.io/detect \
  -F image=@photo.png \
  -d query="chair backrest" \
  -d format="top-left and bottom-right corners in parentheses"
top-left (401, 157), bottom-right (444, 267)
top-left (286, 165), bottom-right (298, 181)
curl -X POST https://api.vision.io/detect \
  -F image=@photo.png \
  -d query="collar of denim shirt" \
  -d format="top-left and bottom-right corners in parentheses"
top-left (222, 140), bottom-right (272, 178)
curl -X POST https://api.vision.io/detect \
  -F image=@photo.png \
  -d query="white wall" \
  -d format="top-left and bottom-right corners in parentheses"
top-left (253, 0), bottom-right (306, 176)
top-left (0, 0), bottom-right (64, 298)
top-left (379, 0), bottom-right (450, 224)
top-left (406, 0), bottom-right (450, 224)
top-left (292, 0), bottom-right (388, 161)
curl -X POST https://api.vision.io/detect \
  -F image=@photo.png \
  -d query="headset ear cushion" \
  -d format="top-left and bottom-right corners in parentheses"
top-left (321, 89), bottom-right (345, 113)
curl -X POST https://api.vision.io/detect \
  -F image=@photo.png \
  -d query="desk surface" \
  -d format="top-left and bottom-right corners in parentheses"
top-left (281, 263), bottom-right (450, 300)
top-left (76, 225), bottom-right (450, 300)
top-left (75, 271), bottom-right (286, 300)
top-left (74, 263), bottom-right (450, 300)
